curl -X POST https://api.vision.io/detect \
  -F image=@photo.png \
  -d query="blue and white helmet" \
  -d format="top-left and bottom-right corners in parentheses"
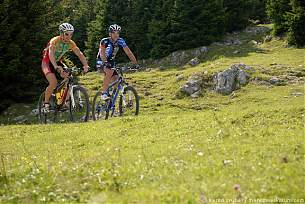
top-left (59, 23), bottom-right (74, 33)
top-left (108, 24), bottom-right (121, 33)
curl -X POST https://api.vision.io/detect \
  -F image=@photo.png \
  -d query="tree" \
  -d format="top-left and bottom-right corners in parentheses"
top-left (0, 0), bottom-right (58, 111)
top-left (286, 0), bottom-right (305, 46)
top-left (266, 0), bottom-right (291, 35)
top-left (85, 0), bottom-right (108, 66)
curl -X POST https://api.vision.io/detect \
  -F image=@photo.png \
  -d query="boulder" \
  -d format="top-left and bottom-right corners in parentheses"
top-left (176, 74), bottom-right (185, 81)
top-left (180, 74), bottom-right (203, 96)
top-left (30, 108), bottom-right (39, 116)
top-left (245, 26), bottom-right (271, 34)
top-left (157, 46), bottom-right (208, 66)
top-left (13, 115), bottom-right (28, 124)
top-left (249, 40), bottom-right (258, 45)
top-left (264, 35), bottom-right (272, 43)
top-left (213, 64), bottom-right (250, 95)
top-left (269, 76), bottom-right (284, 85)
top-left (13, 115), bottom-right (26, 122)
top-left (188, 58), bottom-right (200, 67)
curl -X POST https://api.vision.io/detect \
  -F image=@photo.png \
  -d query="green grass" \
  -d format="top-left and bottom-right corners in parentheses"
top-left (0, 25), bottom-right (304, 203)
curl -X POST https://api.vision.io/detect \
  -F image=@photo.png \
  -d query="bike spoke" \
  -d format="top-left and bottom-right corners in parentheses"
top-left (69, 87), bottom-right (89, 122)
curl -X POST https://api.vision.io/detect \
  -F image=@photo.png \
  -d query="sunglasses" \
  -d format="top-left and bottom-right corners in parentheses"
top-left (64, 32), bottom-right (73, 37)
top-left (110, 31), bottom-right (120, 34)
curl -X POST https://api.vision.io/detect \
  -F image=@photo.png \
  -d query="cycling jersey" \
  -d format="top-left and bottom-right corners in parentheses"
top-left (42, 36), bottom-right (77, 62)
top-left (42, 36), bottom-right (77, 76)
top-left (97, 37), bottom-right (128, 62)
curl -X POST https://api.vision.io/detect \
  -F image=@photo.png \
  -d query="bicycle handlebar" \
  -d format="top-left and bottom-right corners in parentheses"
top-left (110, 66), bottom-right (141, 73)
top-left (63, 66), bottom-right (94, 76)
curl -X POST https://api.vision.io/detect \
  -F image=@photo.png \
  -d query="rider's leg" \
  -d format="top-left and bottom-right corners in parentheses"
top-left (42, 61), bottom-right (57, 104)
top-left (45, 73), bottom-right (57, 103)
top-left (101, 68), bottom-right (114, 93)
top-left (110, 75), bottom-right (119, 88)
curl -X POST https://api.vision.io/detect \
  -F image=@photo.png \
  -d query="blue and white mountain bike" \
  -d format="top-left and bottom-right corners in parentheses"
top-left (92, 66), bottom-right (140, 120)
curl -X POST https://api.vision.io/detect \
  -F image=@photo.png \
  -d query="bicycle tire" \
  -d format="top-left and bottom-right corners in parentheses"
top-left (119, 86), bottom-right (139, 117)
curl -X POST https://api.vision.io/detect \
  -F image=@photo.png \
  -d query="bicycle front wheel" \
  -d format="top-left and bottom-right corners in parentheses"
top-left (92, 91), bottom-right (110, 121)
top-left (119, 86), bottom-right (139, 117)
top-left (69, 86), bottom-right (90, 122)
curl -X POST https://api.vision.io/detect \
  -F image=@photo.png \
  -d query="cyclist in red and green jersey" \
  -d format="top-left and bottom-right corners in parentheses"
top-left (41, 23), bottom-right (89, 112)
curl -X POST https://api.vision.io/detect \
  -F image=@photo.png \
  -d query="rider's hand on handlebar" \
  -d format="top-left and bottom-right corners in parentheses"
top-left (83, 65), bottom-right (89, 73)
top-left (56, 66), bottom-right (69, 78)
top-left (103, 61), bottom-right (112, 68)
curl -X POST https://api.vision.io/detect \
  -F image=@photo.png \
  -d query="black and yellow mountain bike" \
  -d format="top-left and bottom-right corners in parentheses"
top-left (38, 66), bottom-right (90, 124)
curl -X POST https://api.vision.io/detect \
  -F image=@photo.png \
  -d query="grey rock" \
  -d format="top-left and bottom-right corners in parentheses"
top-left (13, 115), bottom-right (26, 122)
top-left (200, 46), bottom-right (209, 53)
top-left (233, 50), bottom-right (240, 54)
top-left (157, 46), bottom-right (208, 67)
top-left (269, 77), bottom-right (282, 85)
top-left (17, 119), bottom-right (28, 124)
top-left (212, 42), bottom-right (224, 46)
top-left (237, 69), bottom-right (248, 85)
top-left (213, 64), bottom-right (250, 95)
top-left (251, 78), bottom-right (271, 86)
top-left (291, 92), bottom-right (303, 97)
top-left (188, 58), bottom-right (200, 67)
top-left (264, 35), bottom-right (272, 43)
top-left (180, 74), bottom-right (203, 96)
top-left (30, 109), bottom-right (39, 116)
top-left (249, 40), bottom-right (258, 45)
top-left (190, 90), bottom-right (203, 98)
top-left (224, 38), bottom-right (242, 46)
top-left (245, 26), bottom-right (270, 34)
top-left (176, 74), bottom-right (185, 81)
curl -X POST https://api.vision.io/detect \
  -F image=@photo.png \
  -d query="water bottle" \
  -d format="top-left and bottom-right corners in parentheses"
top-left (56, 87), bottom-right (65, 105)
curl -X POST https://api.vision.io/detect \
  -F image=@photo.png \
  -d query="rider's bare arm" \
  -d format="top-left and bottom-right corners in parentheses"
top-left (123, 47), bottom-right (137, 64)
top-left (72, 47), bottom-right (89, 70)
top-left (49, 45), bottom-right (60, 69)
top-left (99, 45), bottom-right (108, 63)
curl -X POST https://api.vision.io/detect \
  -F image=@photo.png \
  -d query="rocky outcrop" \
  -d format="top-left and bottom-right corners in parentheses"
top-left (213, 64), bottom-right (250, 95)
top-left (179, 73), bottom-right (204, 98)
top-left (245, 26), bottom-right (271, 34)
top-left (188, 58), bottom-right (200, 67)
top-left (139, 46), bottom-right (208, 67)
top-left (179, 63), bottom-right (252, 98)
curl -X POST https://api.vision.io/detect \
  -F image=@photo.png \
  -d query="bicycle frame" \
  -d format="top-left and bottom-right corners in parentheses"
top-left (54, 76), bottom-right (76, 110)
top-left (106, 76), bottom-right (126, 115)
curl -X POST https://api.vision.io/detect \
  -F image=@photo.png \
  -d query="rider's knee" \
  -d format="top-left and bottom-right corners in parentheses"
top-left (105, 71), bottom-right (113, 79)
top-left (49, 80), bottom-right (57, 88)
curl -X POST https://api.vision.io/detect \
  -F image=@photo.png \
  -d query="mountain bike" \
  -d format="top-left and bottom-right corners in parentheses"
top-left (92, 66), bottom-right (140, 121)
top-left (38, 66), bottom-right (90, 124)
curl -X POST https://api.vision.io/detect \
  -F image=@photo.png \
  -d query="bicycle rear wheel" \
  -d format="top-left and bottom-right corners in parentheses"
top-left (92, 91), bottom-right (110, 120)
top-left (38, 92), bottom-right (57, 124)
top-left (69, 86), bottom-right (90, 122)
top-left (119, 86), bottom-right (139, 117)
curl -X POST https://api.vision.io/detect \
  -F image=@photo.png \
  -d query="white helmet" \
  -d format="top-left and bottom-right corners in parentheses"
top-left (108, 24), bottom-right (121, 32)
top-left (59, 23), bottom-right (74, 33)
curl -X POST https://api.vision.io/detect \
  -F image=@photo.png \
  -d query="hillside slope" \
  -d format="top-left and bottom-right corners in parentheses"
top-left (0, 26), bottom-right (304, 203)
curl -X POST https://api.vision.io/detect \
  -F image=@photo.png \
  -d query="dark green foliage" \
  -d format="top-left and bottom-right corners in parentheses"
top-left (266, 0), bottom-right (291, 35)
top-left (0, 0), bottom-right (58, 112)
top-left (1, 0), bottom-right (269, 111)
top-left (148, 0), bottom-right (226, 59)
top-left (286, 0), bottom-right (305, 46)
top-left (267, 0), bottom-right (305, 46)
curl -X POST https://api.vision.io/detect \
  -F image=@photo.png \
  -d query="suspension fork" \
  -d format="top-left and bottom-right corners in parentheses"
top-left (69, 85), bottom-right (78, 108)
top-left (121, 85), bottom-right (127, 107)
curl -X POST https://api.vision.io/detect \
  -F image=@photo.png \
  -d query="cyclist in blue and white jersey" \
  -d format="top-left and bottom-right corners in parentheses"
top-left (96, 24), bottom-right (139, 100)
